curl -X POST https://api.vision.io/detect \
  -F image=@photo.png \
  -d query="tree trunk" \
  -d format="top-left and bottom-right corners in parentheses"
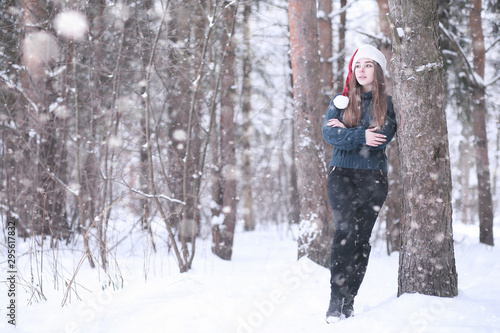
top-left (377, 0), bottom-right (401, 254)
top-left (241, 2), bottom-right (256, 232)
top-left (336, 0), bottom-right (347, 93)
top-left (289, 0), bottom-right (332, 267)
top-left (212, 1), bottom-right (239, 260)
top-left (377, 0), bottom-right (393, 94)
top-left (470, 0), bottom-right (494, 246)
top-left (318, 0), bottom-right (334, 161)
top-left (20, 0), bottom-right (69, 239)
top-left (458, 133), bottom-right (473, 225)
top-left (166, 0), bottom-right (195, 231)
top-left (388, 0), bottom-right (458, 297)
top-left (0, 0), bottom-right (30, 237)
top-left (385, 140), bottom-right (401, 254)
top-left (318, 0), bottom-right (333, 106)
top-left (287, 53), bottom-right (301, 226)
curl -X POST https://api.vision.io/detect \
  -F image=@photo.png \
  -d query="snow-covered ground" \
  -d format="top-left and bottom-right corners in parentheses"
top-left (1, 220), bottom-right (499, 333)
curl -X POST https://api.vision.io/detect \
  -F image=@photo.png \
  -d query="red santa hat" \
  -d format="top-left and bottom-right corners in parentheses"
top-left (333, 44), bottom-right (387, 109)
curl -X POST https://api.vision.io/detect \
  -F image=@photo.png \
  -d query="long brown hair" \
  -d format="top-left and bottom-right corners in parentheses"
top-left (342, 62), bottom-right (387, 128)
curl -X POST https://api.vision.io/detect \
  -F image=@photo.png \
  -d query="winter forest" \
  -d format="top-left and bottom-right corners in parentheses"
top-left (1, 0), bottom-right (500, 332)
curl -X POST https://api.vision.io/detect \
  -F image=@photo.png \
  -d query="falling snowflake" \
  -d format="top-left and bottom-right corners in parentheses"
top-left (54, 11), bottom-right (89, 41)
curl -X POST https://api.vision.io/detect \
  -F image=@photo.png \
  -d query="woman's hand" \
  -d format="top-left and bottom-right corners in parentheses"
top-left (327, 119), bottom-right (346, 128)
top-left (365, 128), bottom-right (387, 147)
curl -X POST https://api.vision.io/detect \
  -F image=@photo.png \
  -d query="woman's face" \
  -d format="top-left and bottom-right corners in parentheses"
top-left (354, 58), bottom-right (375, 92)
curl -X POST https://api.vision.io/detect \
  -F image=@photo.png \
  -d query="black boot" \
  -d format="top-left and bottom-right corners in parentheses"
top-left (325, 297), bottom-right (343, 323)
top-left (342, 296), bottom-right (354, 318)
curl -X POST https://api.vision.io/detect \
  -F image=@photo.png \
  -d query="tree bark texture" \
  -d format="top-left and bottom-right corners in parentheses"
top-left (318, 0), bottom-right (333, 106)
top-left (388, 0), bottom-right (458, 297)
top-left (212, 1), bottom-right (238, 260)
top-left (318, 0), bottom-right (334, 161)
top-left (378, 0), bottom-right (393, 94)
top-left (289, 0), bottom-right (333, 268)
top-left (336, 0), bottom-right (347, 93)
top-left (377, 0), bottom-right (401, 254)
top-left (288, 65), bottom-right (301, 226)
top-left (241, 2), bottom-right (256, 232)
top-left (166, 1), bottom-right (199, 234)
top-left (470, 0), bottom-right (494, 246)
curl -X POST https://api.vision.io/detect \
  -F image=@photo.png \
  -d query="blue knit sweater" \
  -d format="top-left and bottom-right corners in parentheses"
top-left (322, 91), bottom-right (397, 173)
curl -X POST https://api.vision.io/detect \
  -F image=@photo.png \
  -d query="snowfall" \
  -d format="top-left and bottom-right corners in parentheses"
top-left (2, 4), bottom-right (500, 333)
top-left (1, 216), bottom-right (499, 333)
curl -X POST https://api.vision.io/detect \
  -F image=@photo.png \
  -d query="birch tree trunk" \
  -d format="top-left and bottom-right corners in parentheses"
top-left (289, 0), bottom-right (332, 267)
top-left (470, 0), bottom-right (494, 246)
top-left (388, 0), bottom-right (458, 297)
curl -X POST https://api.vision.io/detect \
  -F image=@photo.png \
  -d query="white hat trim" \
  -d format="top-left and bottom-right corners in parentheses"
top-left (352, 44), bottom-right (387, 72)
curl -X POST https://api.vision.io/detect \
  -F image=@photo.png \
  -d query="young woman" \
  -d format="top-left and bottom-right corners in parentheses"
top-left (322, 44), bottom-right (397, 323)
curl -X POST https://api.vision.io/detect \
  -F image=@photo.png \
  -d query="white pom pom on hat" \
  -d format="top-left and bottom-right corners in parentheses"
top-left (333, 44), bottom-right (387, 109)
top-left (333, 95), bottom-right (349, 109)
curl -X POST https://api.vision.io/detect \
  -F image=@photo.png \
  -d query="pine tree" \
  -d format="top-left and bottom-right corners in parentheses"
top-left (388, 0), bottom-right (459, 297)
top-left (470, 0), bottom-right (494, 246)
top-left (289, 0), bottom-right (333, 267)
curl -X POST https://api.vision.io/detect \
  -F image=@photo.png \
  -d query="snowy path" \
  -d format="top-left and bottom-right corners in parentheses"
top-left (1, 224), bottom-right (499, 333)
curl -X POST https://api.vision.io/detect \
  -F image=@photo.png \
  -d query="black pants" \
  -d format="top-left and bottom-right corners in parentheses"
top-left (326, 167), bottom-right (388, 302)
